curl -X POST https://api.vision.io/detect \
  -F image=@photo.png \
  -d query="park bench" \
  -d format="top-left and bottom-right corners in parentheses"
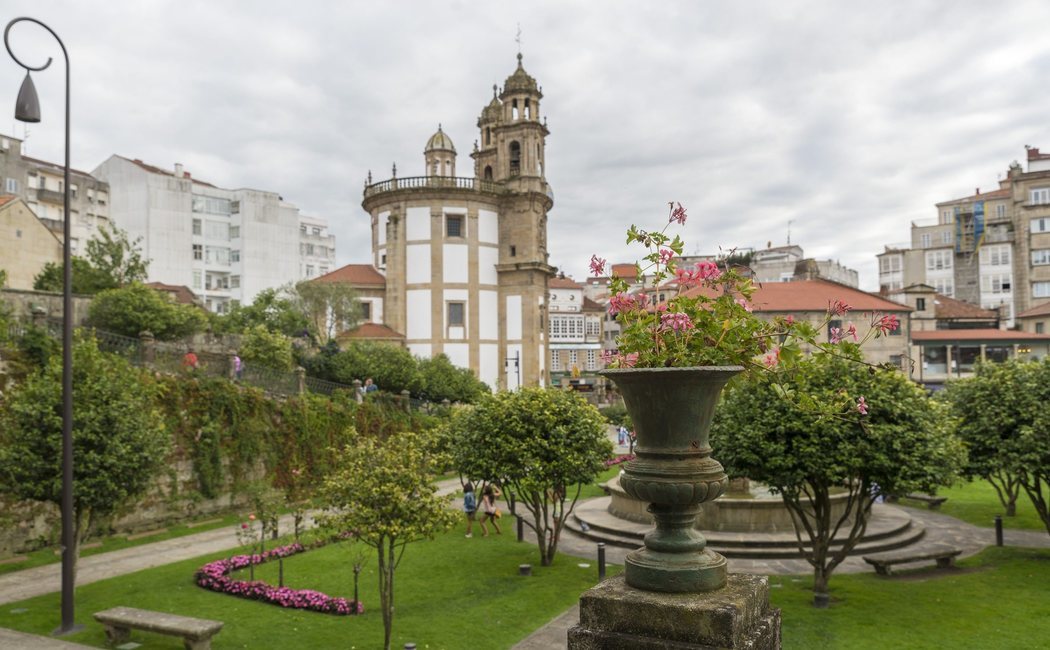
top-left (863, 545), bottom-right (962, 576)
top-left (94, 606), bottom-right (223, 650)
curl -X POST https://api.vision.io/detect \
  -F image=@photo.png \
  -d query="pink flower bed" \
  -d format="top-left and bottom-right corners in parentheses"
top-left (604, 454), bottom-right (635, 467)
top-left (195, 543), bottom-right (362, 615)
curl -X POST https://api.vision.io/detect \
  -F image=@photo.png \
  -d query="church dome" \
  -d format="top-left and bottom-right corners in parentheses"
top-left (481, 86), bottom-right (502, 121)
top-left (502, 53), bottom-right (541, 97)
top-left (424, 125), bottom-right (456, 153)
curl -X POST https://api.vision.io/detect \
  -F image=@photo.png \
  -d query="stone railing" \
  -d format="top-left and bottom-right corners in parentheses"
top-left (363, 175), bottom-right (503, 198)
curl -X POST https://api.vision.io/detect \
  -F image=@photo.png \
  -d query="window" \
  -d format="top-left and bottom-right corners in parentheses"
top-left (1032, 282), bottom-right (1050, 298)
top-left (996, 204), bottom-right (1006, 219)
top-left (569, 350), bottom-right (578, 368)
top-left (980, 244), bottom-right (1010, 267)
top-left (70, 184), bottom-right (78, 199)
top-left (586, 350), bottom-right (597, 370)
top-left (1032, 249), bottom-right (1050, 266)
top-left (879, 256), bottom-right (902, 274)
top-left (509, 141), bottom-right (521, 176)
top-left (229, 226), bottom-right (240, 239)
top-left (447, 302), bottom-right (465, 327)
top-left (360, 302), bottom-right (372, 321)
top-left (920, 233), bottom-right (932, 248)
top-left (312, 227), bottom-right (321, 236)
top-left (205, 220), bottom-right (229, 240)
top-left (192, 270), bottom-right (202, 289)
top-left (205, 246), bottom-right (230, 266)
top-left (446, 215), bottom-right (463, 238)
top-left (304, 243), bottom-right (315, 256)
top-left (305, 265), bottom-right (315, 277)
top-left (916, 298), bottom-right (926, 311)
top-left (319, 266), bottom-right (329, 275)
top-left (230, 200), bottom-right (240, 214)
top-left (191, 195), bottom-right (231, 215)
top-left (1036, 322), bottom-right (1045, 334)
top-left (1032, 217), bottom-right (1050, 234)
top-left (231, 250), bottom-right (240, 263)
top-left (933, 278), bottom-right (954, 296)
top-left (510, 245), bottom-right (516, 257)
top-left (300, 225), bottom-right (307, 233)
top-left (551, 350), bottom-right (561, 372)
top-left (97, 192), bottom-right (107, 206)
top-left (1030, 188), bottom-right (1050, 205)
top-left (940, 210), bottom-right (952, 224)
top-left (192, 244), bottom-right (203, 260)
top-left (981, 273), bottom-right (1012, 294)
top-left (925, 249), bottom-right (953, 271)
top-left (5, 177), bottom-right (18, 193)
top-left (192, 218), bottom-right (202, 235)
top-left (942, 231), bottom-right (952, 244)
top-left (230, 275), bottom-right (240, 288)
top-left (585, 318), bottom-right (601, 338)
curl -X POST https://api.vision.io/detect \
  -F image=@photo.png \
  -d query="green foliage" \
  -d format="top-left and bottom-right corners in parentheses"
top-left (711, 355), bottom-right (965, 601)
top-left (238, 324), bottom-right (294, 370)
top-left (415, 354), bottom-right (488, 403)
top-left (319, 432), bottom-right (458, 650)
top-left (211, 286), bottom-right (311, 337)
top-left (87, 282), bottom-right (208, 340)
top-left (0, 334), bottom-right (168, 573)
top-left (32, 223), bottom-right (147, 294)
top-left (15, 325), bottom-right (58, 368)
top-left (445, 387), bottom-right (612, 565)
top-left (294, 280), bottom-right (361, 344)
top-left (598, 403), bottom-right (629, 426)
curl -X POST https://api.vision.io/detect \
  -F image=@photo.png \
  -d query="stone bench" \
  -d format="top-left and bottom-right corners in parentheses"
top-left (94, 606), bottom-right (223, 650)
top-left (863, 546), bottom-right (962, 576)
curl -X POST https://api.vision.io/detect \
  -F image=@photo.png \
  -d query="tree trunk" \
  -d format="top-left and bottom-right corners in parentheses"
top-left (378, 538), bottom-right (395, 650)
top-left (812, 568), bottom-right (830, 608)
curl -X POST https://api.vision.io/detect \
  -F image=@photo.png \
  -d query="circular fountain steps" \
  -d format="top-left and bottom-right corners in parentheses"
top-left (566, 497), bottom-right (926, 560)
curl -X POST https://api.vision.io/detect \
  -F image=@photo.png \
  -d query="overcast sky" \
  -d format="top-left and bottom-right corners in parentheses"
top-left (4, 1), bottom-right (1050, 290)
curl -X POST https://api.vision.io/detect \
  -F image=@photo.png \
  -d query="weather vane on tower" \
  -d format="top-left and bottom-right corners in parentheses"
top-left (516, 23), bottom-right (522, 55)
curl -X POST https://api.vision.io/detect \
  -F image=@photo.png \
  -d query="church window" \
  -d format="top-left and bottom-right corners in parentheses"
top-left (485, 127), bottom-right (491, 146)
top-left (509, 141), bottom-right (521, 176)
top-left (446, 215), bottom-right (464, 238)
top-left (512, 99), bottom-right (519, 120)
top-left (510, 245), bottom-right (517, 257)
top-left (447, 302), bottom-right (465, 327)
top-left (484, 165), bottom-right (493, 181)
top-left (524, 98), bottom-right (531, 120)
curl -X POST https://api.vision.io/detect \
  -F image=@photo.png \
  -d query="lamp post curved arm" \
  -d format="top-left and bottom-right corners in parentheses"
top-left (4, 16), bottom-right (77, 637)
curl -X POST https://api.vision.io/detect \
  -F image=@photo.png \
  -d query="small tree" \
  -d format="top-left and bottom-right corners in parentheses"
top-left (211, 286), bottom-right (311, 337)
top-left (0, 334), bottom-right (168, 583)
top-left (319, 432), bottom-right (458, 650)
top-left (84, 222), bottom-right (149, 288)
top-left (941, 361), bottom-right (1035, 516)
top-left (1020, 359), bottom-right (1050, 535)
top-left (239, 324), bottom-right (294, 371)
top-left (34, 257), bottom-right (113, 294)
top-left (711, 355), bottom-right (965, 606)
top-left (416, 353), bottom-right (488, 403)
top-left (294, 280), bottom-right (361, 344)
top-left (88, 282), bottom-right (207, 340)
top-left (447, 387), bottom-right (612, 566)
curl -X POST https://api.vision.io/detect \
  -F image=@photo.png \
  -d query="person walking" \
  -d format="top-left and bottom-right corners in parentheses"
top-left (478, 484), bottom-right (502, 536)
top-left (463, 482), bottom-right (478, 538)
top-left (182, 349), bottom-right (199, 372)
top-left (232, 353), bottom-right (243, 381)
top-left (364, 377), bottom-right (378, 393)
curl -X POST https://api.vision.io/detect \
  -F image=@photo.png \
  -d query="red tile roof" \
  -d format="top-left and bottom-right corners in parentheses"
top-left (932, 294), bottom-right (998, 320)
top-left (21, 155), bottom-right (99, 179)
top-left (117, 155), bottom-right (217, 188)
top-left (610, 263), bottom-right (637, 278)
top-left (936, 188), bottom-right (1011, 206)
top-left (550, 276), bottom-right (581, 289)
top-left (582, 297), bottom-right (604, 312)
top-left (911, 329), bottom-right (1050, 342)
top-left (683, 279), bottom-right (910, 313)
top-left (144, 282), bottom-right (201, 306)
top-left (339, 322), bottom-right (404, 339)
top-left (0, 194), bottom-right (17, 207)
top-left (313, 264), bottom-right (386, 286)
top-left (1016, 301), bottom-right (1050, 318)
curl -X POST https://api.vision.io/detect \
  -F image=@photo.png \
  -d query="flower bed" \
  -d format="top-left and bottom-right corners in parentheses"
top-left (604, 454), bottom-right (635, 467)
top-left (194, 543), bottom-right (362, 615)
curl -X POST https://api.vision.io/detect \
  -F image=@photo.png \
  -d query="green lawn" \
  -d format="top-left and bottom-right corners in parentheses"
top-left (900, 479), bottom-right (1046, 531)
top-left (770, 546), bottom-right (1050, 649)
top-left (0, 522), bottom-right (618, 649)
top-left (0, 512), bottom-right (244, 577)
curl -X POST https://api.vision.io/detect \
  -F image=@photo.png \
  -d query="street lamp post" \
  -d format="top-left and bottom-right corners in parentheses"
top-left (4, 16), bottom-right (81, 636)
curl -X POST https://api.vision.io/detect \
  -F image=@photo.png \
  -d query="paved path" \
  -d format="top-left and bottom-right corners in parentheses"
top-left (1, 468), bottom-right (1047, 649)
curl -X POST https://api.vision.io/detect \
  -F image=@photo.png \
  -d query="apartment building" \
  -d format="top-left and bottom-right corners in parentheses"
top-left (93, 155), bottom-right (334, 313)
top-left (878, 145), bottom-right (1050, 325)
top-left (0, 134), bottom-right (110, 254)
top-left (547, 276), bottom-right (605, 390)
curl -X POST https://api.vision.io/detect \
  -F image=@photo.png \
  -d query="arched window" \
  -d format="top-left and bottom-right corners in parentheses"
top-left (509, 141), bottom-right (521, 176)
top-left (484, 165), bottom-right (493, 181)
top-left (512, 99), bottom-right (519, 120)
top-left (524, 98), bottom-right (531, 120)
top-left (485, 127), bottom-right (491, 146)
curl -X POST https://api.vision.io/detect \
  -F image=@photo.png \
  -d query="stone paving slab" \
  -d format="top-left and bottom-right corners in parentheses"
top-left (0, 627), bottom-right (94, 649)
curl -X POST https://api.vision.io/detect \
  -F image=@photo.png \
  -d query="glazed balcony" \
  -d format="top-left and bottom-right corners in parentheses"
top-left (363, 175), bottom-right (503, 199)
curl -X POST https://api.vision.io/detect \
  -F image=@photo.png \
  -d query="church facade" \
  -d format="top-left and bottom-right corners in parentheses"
top-left (360, 54), bottom-right (555, 390)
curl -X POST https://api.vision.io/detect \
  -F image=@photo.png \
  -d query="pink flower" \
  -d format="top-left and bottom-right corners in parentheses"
top-left (735, 297), bottom-right (753, 313)
top-left (622, 353), bottom-right (639, 367)
top-left (845, 323), bottom-right (858, 341)
top-left (830, 327), bottom-right (843, 344)
top-left (695, 261), bottom-right (721, 281)
top-left (763, 347), bottom-right (780, 369)
top-left (659, 312), bottom-right (694, 332)
top-left (857, 396), bottom-right (868, 415)
top-left (830, 300), bottom-right (852, 316)
top-left (658, 248), bottom-right (675, 265)
top-left (241, 523), bottom-right (249, 530)
top-left (589, 254), bottom-right (606, 277)
top-left (785, 315), bottom-right (795, 325)
top-left (248, 514), bottom-right (256, 521)
top-left (874, 314), bottom-right (900, 335)
top-left (608, 292), bottom-right (636, 315)
top-left (669, 202), bottom-right (687, 225)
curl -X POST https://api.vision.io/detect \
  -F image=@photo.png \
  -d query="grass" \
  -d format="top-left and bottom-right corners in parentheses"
top-left (0, 512), bottom-right (244, 576)
top-left (900, 479), bottom-right (1046, 532)
top-left (0, 522), bottom-right (619, 649)
top-left (770, 546), bottom-right (1050, 649)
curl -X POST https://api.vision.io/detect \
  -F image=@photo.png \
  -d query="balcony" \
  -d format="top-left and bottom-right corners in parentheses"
top-left (363, 175), bottom-right (503, 199)
top-left (36, 188), bottom-right (66, 204)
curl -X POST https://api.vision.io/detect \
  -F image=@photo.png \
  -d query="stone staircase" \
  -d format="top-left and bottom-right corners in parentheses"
top-left (565, 498), bottom-right (926, 559)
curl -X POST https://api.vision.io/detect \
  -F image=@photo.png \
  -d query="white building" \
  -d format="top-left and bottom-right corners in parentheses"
top-left (93, 156), bottom-right (333, 313)
top-left (298, 214), bottom-right (336, 280)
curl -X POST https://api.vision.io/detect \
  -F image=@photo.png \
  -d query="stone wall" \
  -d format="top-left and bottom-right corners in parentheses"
top-left (1, 288), bottom-right (94, 325)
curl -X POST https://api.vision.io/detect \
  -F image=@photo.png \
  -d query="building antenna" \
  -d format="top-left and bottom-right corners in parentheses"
top-left (786, 219), bottom-right (794, 245)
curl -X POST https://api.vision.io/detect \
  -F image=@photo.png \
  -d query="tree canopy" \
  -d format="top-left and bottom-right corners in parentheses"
top-left (33, 223), bottom-right (148, 294)
top-left (711, 355), bottom-right (965, 604)
top-left (211, 286), bottom-right (311, 338)
top-left (294, 280), bottom-right (361, 344)
top-left (445, 387), bottom-right (612, 566)
top-left (87, 282), bottom-right (208, 340)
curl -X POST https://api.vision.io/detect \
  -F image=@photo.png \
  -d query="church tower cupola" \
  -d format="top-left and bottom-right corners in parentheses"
top-left (424, 124), bottom-right (456, 177)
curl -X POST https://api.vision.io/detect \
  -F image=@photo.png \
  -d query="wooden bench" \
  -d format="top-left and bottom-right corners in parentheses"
top-left (863, 546), bottom-right (962, 576)
top-left (94, 606), bottom-right (223, 650)
top-left (904, 493), bottom-right (948, 509)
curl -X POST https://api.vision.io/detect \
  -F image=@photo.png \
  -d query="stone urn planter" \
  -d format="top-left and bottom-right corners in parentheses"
top-left (601, 366), bottom-right (743, 593)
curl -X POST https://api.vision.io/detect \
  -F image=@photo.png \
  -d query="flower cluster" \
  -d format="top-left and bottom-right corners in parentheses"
top-left (194, 543), bottom-right (362, 615)
top-left (590, 202), bottom-right (903, 413)
top-left (604, 454), bottom-right (636, 468)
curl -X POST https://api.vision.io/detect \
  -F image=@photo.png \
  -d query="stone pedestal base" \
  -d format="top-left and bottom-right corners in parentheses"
top-left (567, 574), bottom-right (781, 649)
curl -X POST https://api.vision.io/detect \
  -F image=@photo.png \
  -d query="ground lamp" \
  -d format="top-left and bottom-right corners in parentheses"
top-left (4, 16), bottom-right (80, 635)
